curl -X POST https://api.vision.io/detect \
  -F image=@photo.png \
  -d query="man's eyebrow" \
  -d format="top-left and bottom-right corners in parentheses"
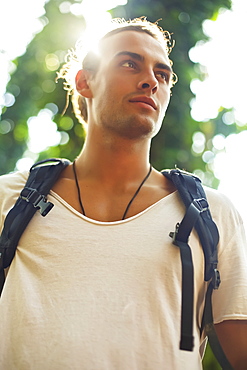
top-left (155, 62), bottom-right (173, 74)
top-left (115, 51), bottom-right (173, 73)
top-left (115, 51), bottom-right (144, 62)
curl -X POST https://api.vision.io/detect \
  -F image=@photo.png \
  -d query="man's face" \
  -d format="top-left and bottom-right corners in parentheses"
top-left (86, 30), bottom-right (173, 140)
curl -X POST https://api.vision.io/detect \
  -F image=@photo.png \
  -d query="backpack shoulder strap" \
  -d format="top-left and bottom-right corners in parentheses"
top-left (162, 168), bottom-right (233, 369)
top-left (163, 168), bottom-right (219, 281)
top-left (0, 158), bottom-right (70, 276)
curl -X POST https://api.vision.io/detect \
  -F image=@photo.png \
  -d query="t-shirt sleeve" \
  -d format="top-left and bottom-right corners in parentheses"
top-left (206, 188), bottom-right (247, 323)
top-left (0, 171), bottom-right (29, 233)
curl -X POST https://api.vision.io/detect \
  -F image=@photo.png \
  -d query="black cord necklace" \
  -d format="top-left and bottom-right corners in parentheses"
top-left (72, 161), bottom-right (152, 220)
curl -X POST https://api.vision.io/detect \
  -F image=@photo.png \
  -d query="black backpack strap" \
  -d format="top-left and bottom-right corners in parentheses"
top-left (0, 158), bottom-right (70, 278)
top-left (162, 169), bottom-right (233, 369)
top-left (202, 283), bottom-right (233, 369)
top-left (0, 269), bottom-right (5, 295)
top-left (163, 169), bottom-right (220, 281)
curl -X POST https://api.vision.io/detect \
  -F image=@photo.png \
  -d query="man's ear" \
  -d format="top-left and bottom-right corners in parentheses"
top-left (75, 69), bottom-right (93, 98)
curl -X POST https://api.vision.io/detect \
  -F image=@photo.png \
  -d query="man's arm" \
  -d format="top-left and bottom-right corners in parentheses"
top-left (215, 320), bottom-right (247, 369)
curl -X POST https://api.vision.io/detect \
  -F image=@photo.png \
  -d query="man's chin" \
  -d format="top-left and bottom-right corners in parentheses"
top-left (117, 118), bottom-right (158, 140)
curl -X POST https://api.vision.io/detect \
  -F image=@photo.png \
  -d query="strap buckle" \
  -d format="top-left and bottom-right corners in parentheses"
top-left (211, 268), bottom-right (221, 290)
top-left (21, 189), bottom-right (54, 216)
top-left (169, 222), bottom-right (180, 242)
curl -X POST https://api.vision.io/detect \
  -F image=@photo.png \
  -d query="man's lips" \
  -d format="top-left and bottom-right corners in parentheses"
top-left (129, 96), bottom-right (157, 110)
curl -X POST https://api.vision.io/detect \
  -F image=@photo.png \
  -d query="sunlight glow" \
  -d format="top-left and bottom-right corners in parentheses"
top-left (27, 109), bottom-right (62, 153)
top-left (58, 0), bottom-right (127, 56)
top-left (213, 131), bottom-right (247, 225)
top-left (0, 0), bottom-right (47, 113)
top-left (189, 0), bottom-right (247, 125)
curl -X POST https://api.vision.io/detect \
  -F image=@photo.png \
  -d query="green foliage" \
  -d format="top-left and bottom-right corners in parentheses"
top-left (0, 0), bottom-right (87, 174)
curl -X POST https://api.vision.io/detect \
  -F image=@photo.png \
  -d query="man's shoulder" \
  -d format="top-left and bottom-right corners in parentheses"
top-left (203, 185), bottom-right (243, 228)
top-left (0, 170), bottom-right (29, 200)
top-left (204, 186), bottom-right (233, 208)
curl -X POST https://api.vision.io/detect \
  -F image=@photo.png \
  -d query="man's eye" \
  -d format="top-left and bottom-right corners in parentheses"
top-left (121, 61), bottom-right (136, 69)
top-left (156, 71), bottom-right (169, 82)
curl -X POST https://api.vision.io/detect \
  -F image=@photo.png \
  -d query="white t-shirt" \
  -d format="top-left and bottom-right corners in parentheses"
top-left (0, 170), bottom-right (246, 370)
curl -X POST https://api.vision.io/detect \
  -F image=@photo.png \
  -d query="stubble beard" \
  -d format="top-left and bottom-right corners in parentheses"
top-left (100, 110), bottom-right (161, 141)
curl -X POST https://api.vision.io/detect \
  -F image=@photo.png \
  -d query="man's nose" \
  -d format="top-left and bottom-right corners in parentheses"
top-left (137, 72), bottom-right (158, 94)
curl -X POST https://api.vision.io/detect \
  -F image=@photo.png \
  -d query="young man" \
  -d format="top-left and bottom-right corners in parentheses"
top-left (0, 18), bottom-right (247, 369)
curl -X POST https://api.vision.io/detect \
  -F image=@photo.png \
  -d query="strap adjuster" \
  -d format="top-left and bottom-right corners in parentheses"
top-left (193, 198), bottom-right (209, 212)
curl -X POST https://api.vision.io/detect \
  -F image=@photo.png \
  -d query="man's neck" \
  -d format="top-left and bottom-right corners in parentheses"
top-left (75, 133), bottom-right (152, 187)
top-left (52, 133), bottom-right (176, 221)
